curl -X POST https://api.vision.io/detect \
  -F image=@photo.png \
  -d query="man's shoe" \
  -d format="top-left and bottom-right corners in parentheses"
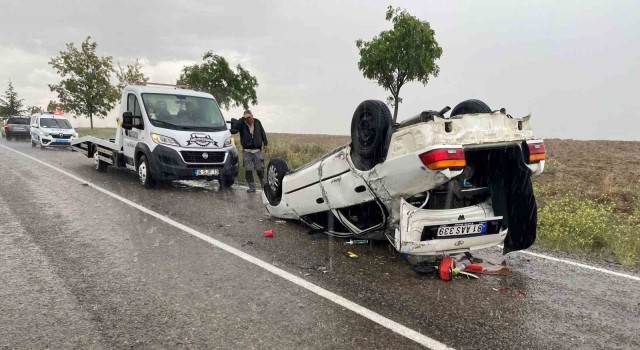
top-left (247, 183), bottom-right (256, 193)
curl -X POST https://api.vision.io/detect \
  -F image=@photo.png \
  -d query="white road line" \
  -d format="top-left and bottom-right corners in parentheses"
top-left (0, 144), bottom-right (453, 350)
top-left (498, 245), bottom-right (640, 282)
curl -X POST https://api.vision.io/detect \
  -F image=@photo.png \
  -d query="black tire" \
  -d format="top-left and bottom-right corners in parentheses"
top-left (219, 176), bottom-right (235, 188)
top-left (93, 146), bottom-right (108, 172)
top-left (137, 154), bottom-right (156, 189)
top-left (6, 133), bottom-right (11, 142)
top-left (31, 139), bottom-right (36, 148)
top-left (450, 99), bottom-right (491, 117)
top-left (39, 142), bottom-right (45, 150)
top-left (264, 158), bottom-right (288, 206)
top-left (350, 100), bottom-right (392, 171)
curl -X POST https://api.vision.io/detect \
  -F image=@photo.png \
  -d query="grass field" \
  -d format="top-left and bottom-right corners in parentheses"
top-left (76, 128), bottom-right (640, 265)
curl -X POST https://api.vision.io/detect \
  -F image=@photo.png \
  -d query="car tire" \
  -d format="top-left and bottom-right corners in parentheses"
top-left (350, 100), bottom-right (392, 171)
top-left (137, 154), bottom-right (156, 189)
top-left (265, 158), bottom-right (289, 206)
top-left (39, 142), bottom-right (45, 150)
top-left (6, 133), bottom-right (11, 142)
top-left (219, 176), bottom-right (235, 188)
top-left (93, 146), bottom-right (108, 172)
top-left (450, 99), bottom-right (492, 117)
top-left (31, 139), bottom-right (36, 148)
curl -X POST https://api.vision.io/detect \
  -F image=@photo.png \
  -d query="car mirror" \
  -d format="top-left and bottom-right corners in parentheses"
top-left (31, 123), bottom-right (38, 128)
top-left (122, 111), bottom-right (133, 130)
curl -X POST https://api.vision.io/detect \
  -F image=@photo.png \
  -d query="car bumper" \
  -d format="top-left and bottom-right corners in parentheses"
top-left (149, 145), bottom-right (239, 181)
top-left (40, 137), bottom-right (76, 146)
top-left (392, 198), bottom-right (507, 256)
top-left (7, 130), bottom-right (31, 137)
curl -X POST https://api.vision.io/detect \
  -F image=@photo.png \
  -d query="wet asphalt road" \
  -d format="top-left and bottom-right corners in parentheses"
top-left (0, 138), bottom-right (639, 350)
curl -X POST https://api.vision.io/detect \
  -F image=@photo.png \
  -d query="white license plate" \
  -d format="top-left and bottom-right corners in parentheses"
top-left (194, 169), bottom-right (219, 176)
top-left (437, 222), bottom-right (487, 237)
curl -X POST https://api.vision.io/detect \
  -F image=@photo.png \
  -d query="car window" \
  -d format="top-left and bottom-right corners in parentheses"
top-left (8, 118), bottom-right (29, 125)
top-left (40, 118), bottom-right (72, 129)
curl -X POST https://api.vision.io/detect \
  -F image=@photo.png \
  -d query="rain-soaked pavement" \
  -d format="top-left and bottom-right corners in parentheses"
top-left (0, 138), bottom-right (639, 350)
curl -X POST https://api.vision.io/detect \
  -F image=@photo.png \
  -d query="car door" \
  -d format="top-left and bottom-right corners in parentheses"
top-left (122, 93), bottom-right (144, 168)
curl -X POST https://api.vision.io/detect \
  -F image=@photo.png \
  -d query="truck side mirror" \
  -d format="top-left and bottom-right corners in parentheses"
top-left (122, 111), bottom-right (134, 130)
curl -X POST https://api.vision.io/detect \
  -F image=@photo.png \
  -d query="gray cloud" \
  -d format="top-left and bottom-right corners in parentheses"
top-left (1, 0), bottom-right (638, 139)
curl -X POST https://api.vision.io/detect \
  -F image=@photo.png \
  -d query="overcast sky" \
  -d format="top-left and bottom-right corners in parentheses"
top-left (1, 0), bottom-right (638, 140)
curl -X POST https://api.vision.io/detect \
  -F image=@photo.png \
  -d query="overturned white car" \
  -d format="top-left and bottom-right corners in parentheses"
top-left (262, 99), bottom-right (544, 260)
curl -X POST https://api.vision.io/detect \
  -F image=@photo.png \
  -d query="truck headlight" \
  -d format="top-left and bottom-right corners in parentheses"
top-left (224, 137), bottom-right (233, 147)
top-left (151, 133), bottom-right (180, 146)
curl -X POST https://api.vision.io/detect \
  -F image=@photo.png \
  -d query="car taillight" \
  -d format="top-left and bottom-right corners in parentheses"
top-left (419, 148), bottom-right (466, 170)
top-left (3, 123), bottom-right (8, 129)
top-left (527, 142), bottom-right (545, 163)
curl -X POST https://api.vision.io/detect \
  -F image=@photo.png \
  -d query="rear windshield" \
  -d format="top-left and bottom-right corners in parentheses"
top-left (40, 118), bottom-right (72, 129)
top-left (8, 118), bottom-right (29, 125)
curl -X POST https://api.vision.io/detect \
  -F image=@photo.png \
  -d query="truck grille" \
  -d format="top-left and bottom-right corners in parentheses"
top-left (51, 134), bottom-right (72, 139)
top-left (180, 151), bottom-right (225, 163)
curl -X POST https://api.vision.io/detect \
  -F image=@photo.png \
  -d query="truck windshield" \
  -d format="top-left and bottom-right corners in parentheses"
top-left (141, 94), bottom-right (227, 131)
top-left (40, 118), bottom-right (72, 129)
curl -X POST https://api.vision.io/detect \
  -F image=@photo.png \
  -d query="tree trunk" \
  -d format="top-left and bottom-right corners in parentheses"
top-left (392, 95), bottom-right (399, 123)
top-left (89, 113), bottom-right (93, 130)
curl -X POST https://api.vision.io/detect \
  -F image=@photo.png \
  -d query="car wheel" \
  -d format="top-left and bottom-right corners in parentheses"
top-left (31, 139), bottom-right (36, 148)
top-left (6, 133), bottom-right (11, 142)
top-left (350, 100), bottom-right (392, 171)
top-left (137, 154), bottom-right (156, 189)
top-left (93, 146), bottom-right (108, 172)
top-left (219, 176), bottom-right (235, 188)
top-left (39, 142), bottom-right (45, 150)
top-left (450, 99), bottom-right (491, 117)
top-left (264, 158), bottom-right (289, 206)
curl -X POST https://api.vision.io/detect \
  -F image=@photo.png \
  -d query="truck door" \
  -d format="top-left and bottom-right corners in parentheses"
top-left (123, 93), bottom-right (144, 169)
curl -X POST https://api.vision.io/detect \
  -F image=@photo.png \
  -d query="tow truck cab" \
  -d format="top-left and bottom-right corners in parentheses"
top-left (72, 84), bottom-right (239, 188)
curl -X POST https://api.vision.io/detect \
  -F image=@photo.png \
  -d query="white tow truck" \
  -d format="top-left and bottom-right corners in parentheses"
top-left (71, 83), bottom-right (239, 188)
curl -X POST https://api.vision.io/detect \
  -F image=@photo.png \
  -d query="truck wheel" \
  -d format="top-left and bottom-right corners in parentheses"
top-left (137, 154), bottom-right (156, 189)
top-left (219, 176), bottom-right (235, 188)
top-left (450, 99), bottom-right (491, 117)
top-left (350, 100), bottom-right (392, 171)
top-left (264, 158), bottom-right (288, 206)
top-left (93, 147), bottom-right (108, 172)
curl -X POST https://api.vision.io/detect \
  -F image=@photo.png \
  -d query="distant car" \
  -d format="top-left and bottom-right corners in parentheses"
top-left (1, 116), bottom-right (31, 141)
top-left (30, 112), bottom-right (78, 149)
top-left (263, 99), bottom-right (544, 261)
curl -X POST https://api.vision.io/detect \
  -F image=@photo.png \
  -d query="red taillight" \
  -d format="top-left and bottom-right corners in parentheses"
top-left (3, 123), bottom-right (8, 129)
top-left (527, 142), bottom-right (545, 163)
top-left (419, 148), bottom-right (466, 170)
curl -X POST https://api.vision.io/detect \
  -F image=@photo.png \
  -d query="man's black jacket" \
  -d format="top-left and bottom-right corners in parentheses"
top-left (230, 117), bottom-right (268, 150)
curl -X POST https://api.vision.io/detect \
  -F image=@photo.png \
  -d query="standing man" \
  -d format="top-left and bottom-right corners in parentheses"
top-left (230, 110), bottom-right (269, 193)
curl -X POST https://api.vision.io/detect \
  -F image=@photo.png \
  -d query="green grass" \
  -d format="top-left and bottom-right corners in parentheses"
top-left (76, 127), bottom-right (117, 139)
top-left (535, 183), bottom-right (640, 265)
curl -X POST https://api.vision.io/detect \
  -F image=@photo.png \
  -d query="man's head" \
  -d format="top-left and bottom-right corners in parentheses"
top-left (157, 100), bottom-right (168, 111)
top-left (243, 110), bottom-right (254, 125)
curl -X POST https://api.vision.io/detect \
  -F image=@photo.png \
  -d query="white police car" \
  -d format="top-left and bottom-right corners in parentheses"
top-left (30, 112), bottom-right (78, 149)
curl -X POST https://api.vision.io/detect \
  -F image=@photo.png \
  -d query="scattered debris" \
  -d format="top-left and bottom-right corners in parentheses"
top-left (264, 229), bottom-right (274, 238)
top-left (303, 273), bottom-right (311, 277)
top-left (500, 287), bottom-right (510, 293)
top-left (344, 239), bottom-right (369, 245)
top-left (217, 224), bottom-right (232, 228)
top-left (517, 290), bottom-right (528, 297)
top-left (492, 288), bottom-right (499, 292)
top-left (241, 240), bottom-right (253, 247)
top-left (81, 183), bottom-right (89, 187)
top-left (347, 251), bottom-right (359, 259)
top-left (275, 220), bottom-right (287, 224)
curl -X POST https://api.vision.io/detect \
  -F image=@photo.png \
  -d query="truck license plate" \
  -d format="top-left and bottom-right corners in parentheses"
top-left (437, 222), bottom-right (487, 237)
top-left (194, 169), bottom-right (219, 176)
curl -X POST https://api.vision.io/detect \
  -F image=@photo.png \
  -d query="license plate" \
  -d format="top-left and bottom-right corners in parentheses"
top-left (55, 139), bottom-right (67, 142)
top-left (437, 222), bottom-right (487, 237)
top-left (194, 169), bottom-right (219, 176)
